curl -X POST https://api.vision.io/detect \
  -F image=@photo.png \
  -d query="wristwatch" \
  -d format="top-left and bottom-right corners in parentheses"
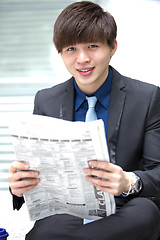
top-left (130, 173), bottom-right (142, 194)
top-left (122, 172), bottom-right (142, 197)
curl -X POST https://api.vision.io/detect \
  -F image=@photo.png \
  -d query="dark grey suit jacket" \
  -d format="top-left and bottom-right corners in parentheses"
top-left (13, 66), bottom-right (160, 209)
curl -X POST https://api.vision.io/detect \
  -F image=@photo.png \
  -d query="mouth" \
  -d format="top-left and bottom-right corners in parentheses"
top-left (78, 67), bottom-right (94, 73)
top-left (77, 67), bottom-right (95, 77)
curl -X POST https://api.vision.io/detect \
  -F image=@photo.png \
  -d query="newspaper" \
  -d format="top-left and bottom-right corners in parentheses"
top-left (9, 115), bottom-right (115, 221)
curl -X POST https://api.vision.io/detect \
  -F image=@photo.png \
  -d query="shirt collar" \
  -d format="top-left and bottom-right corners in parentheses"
top-left (74, 66), bottom-right (112, 111)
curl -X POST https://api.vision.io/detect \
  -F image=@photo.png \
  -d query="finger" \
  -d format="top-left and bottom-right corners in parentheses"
top-left (94, 184), bottom-right (121, 196)
top-left (8, 169), bottom-right (39, 182)
top-left (86, 173), bottom-right (121, 189)
top-left (86, 175), bottom-right (109, 187)
top-left (11, 183), bottom-right (39, 197)
top-left (10, 177), bottom-right (40, 189)
top-left (9, 161), bottom-right (29, 174)
top-left (88, 161), bottom-right (122, 173)
top-left (84, 168), bottom-right (109, 180)
top-left (88, 161), bottom-right (112, 171)
top-left (9, 177), bottom-right (40, 197)
top-left (86, 176), bottom-right (122, 195)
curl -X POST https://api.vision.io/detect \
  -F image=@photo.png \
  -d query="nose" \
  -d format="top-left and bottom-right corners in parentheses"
top-left (76, 50), bottom-right (90, 64)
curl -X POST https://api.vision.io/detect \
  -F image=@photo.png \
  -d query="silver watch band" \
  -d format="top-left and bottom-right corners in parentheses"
top-left (130, 173), bottom-right (142, 194)
top-left (122, 173), bottom-right (142, 197)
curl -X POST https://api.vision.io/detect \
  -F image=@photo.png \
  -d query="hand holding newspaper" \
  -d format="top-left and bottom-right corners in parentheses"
top-left (9, 115), bottom-right (115, 221)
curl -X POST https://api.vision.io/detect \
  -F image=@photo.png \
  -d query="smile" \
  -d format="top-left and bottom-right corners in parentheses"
top-left (78, 67), bottom-right (94, 72)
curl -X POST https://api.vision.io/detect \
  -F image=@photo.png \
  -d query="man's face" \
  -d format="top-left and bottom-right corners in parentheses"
top-left (60, 41), bottom-right (117, 94)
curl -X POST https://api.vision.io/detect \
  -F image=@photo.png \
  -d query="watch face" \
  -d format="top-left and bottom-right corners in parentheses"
top-left (134, 176), bottom-right (142, 193)
top-left (135, 180), bottom-right (140, 192)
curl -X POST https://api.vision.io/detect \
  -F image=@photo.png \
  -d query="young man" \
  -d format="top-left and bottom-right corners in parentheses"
top-left (8, 1), bottom-right (160, 240)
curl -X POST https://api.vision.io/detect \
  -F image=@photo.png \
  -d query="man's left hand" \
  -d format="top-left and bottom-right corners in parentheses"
top-left (84, 160), bottom-right (131, 196)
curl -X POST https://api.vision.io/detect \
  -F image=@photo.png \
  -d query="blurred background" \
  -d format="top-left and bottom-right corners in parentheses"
top-left (0, 0), bottom-right (160, 239)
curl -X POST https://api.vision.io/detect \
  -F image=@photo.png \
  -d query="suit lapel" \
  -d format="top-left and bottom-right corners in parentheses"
top-left (108, 68), bottom-right (126, 164)
top-left (60, 77), bottom-right (75, 121)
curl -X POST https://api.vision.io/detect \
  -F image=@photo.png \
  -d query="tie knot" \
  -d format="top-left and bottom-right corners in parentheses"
top-left (86, 96), bottom-right (97, 108)
top-left (85, 96), bottom-right (97, 122)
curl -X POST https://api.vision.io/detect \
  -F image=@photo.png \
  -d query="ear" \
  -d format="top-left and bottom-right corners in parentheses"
top-left (111, 40), bottom-right (117, 57)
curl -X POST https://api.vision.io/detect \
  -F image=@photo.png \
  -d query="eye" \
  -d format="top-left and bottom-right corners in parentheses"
top-left (88, 44), bottom-right (98, 49)
top-left (67, 47), bottom-right (76, 51)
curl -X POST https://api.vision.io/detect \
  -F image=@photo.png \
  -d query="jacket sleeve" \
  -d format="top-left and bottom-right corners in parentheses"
top-left (134, 86), bottom-right (160, 199)
top-left (10, 187), bottom-right (25, 210)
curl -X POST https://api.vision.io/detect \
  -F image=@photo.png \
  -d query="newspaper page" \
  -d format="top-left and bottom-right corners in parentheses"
top-left (9, 115), bottom-right (115, 221)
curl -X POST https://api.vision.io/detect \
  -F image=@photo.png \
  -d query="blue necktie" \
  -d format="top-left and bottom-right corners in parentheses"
top-left (84, 96), bottom-right (97, 224)
top-left (85, 96), bottom-right (97, 122)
